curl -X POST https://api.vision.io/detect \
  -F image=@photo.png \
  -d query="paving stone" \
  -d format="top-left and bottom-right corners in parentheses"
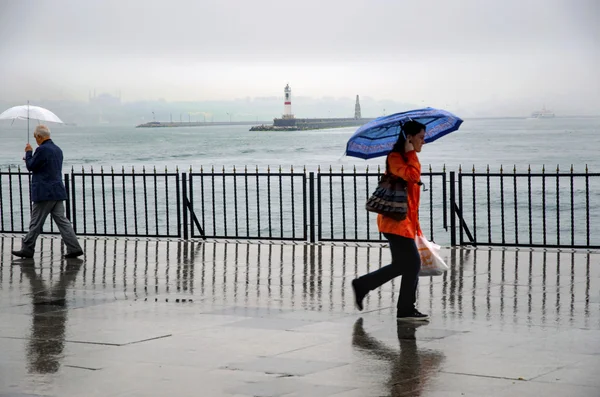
top-left (0, 236), bottom-right (598, 396)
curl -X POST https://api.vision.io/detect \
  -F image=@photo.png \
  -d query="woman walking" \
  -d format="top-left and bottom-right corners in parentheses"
top-left (351, 120), bottom-right (429, 320)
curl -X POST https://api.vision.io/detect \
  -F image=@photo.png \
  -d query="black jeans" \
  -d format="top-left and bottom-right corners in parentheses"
top-left (356, 233), bottom-right (421, 312)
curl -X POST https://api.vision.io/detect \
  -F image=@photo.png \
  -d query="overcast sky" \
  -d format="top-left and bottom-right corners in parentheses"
top-left (1, 0), bottom-right (599, 114)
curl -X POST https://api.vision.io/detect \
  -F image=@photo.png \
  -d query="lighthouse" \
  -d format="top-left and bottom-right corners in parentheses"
top-left (282, 84), bottom-right (294, 119)
top-left (354, 95), bottom-right (361, 119)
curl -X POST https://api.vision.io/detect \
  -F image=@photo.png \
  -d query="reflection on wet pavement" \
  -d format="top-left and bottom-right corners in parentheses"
top-left (22, 260), bottom-right (83, 374)
top-left (0, 236), bottom-right (599, 396)
top-left (351, 318), bottom-right (445, 396)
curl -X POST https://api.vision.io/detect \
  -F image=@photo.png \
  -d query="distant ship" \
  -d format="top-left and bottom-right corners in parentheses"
top-left (530, 106), bottom-right (555, 119)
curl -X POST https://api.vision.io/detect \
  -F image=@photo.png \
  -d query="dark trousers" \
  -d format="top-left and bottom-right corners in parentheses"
top-left (357, 233), bottom-right (421, 312)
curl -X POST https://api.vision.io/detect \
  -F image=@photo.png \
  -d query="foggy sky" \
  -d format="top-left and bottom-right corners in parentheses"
top-left (1, 0), bottom-right (599, 115)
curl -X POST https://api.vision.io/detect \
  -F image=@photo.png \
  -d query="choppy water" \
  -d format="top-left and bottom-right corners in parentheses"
top-left (1, 117), bottom-right (599, 246)
top-left (1, 117), bottom-right (599, 172)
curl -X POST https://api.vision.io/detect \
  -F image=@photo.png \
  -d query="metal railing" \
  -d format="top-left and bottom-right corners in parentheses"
top-left (187, 166), bottom-right (307, 241)
top-left (1, 165), bottom-right (598, 249)
top-left (70, 167), bottom-right (182, 238)
top-left (455, 165), bottom-right (599, 249)
top-left (316, 165), bottom-right (447, 243)
top-left (0, 167), bottom-right (60, 234)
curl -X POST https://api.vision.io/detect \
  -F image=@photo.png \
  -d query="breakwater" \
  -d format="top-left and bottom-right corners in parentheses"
top-left (250, 117), bottom-right (375, 131)
top-left (137, 121), bottom-right (271, 128)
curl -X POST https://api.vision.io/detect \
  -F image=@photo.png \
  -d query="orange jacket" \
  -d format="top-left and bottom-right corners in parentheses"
top-left (377, 151), bottom-right (422, 239)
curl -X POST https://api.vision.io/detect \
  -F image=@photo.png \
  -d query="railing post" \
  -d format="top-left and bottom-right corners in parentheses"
top-left (449, 171), bottom-right (456, 246)
top-left (309, 172), bottom-right (315, 243)
top-left (64, 173), bottom-right (71, 221)
top-left (458, 167), bottom-right (464, 245)
top-left (182, 172), bottom-right (188, 240)
top-left (189, 170), bottom-right (194, 238)
top-left (71, 169), bottom-right (77, 233)
top-left (317, 167), bottom-right (322, 242)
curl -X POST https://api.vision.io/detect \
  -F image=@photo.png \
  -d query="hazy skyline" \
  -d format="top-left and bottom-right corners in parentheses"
top-left (1, 0), bottom-right (599, 116)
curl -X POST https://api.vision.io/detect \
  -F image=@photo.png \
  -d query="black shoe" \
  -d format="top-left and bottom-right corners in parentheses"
top-left (351, 279), bottom-right (367, 311)
top-left (12, 250), bottom-right (33, 259)
top-left (397, 309), bottom-right (430, 321)
top-left (64, 250), bottom-right (84, 258)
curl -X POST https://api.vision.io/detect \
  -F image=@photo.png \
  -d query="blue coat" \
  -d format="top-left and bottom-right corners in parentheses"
top-left (25, 139), bottom-right (68, 202)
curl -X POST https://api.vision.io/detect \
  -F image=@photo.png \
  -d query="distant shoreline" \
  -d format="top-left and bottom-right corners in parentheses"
top-left (136, 121), bottom-right (272, 128)
top-left (463, 115), bottom-right (600, 120)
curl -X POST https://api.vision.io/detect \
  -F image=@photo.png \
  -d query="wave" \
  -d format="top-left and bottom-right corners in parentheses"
top-left (0, 163), bottom-right (23, 169)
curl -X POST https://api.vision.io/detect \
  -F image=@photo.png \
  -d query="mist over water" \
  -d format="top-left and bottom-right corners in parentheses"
top-left (1, 1), bottom-right (599, 116)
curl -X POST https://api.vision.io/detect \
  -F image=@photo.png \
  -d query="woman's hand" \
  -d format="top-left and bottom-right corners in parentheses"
top-left (416, 222), bottom-right (424, 237)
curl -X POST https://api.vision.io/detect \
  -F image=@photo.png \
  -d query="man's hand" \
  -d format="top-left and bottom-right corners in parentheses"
top-left (25, 143), bottom-right (33, 152)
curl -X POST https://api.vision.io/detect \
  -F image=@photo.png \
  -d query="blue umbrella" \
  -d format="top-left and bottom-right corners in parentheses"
top-left (345, 107), bottom-right (463, 159)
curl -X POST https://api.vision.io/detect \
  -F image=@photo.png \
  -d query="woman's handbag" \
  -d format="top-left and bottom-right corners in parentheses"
top-left (365, 172), bottom-right (408, 221)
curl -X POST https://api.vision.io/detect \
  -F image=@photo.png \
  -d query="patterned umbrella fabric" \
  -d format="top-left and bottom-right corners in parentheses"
top-left (345, 107), bottom-right (463, 159)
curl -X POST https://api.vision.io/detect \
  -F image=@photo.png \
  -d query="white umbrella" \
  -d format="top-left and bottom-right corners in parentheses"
top-left (0, 101), bottom-right (64, 142)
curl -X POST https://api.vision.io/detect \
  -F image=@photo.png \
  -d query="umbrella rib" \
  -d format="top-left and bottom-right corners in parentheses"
top-left (423, 118), bottom-right (440, 125)
top-left (355, 133), bottom-right (400, 141)
top-left (355, 116), bottom-right (444, 141)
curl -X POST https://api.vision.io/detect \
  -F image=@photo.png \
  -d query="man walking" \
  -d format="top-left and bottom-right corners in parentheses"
top-left (12, 125), bottom-right (83, 259)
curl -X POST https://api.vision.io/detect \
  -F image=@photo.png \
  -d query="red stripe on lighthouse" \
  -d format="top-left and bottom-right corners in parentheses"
top-left (284, 102), bottom-right (291, 105)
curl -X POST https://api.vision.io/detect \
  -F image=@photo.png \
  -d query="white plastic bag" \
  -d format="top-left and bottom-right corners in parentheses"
top-left (416, 236), bottom-right (449, 277)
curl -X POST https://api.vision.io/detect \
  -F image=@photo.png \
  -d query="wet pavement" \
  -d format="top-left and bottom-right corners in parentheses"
top-left (0, 235), bottom-right (599, 397)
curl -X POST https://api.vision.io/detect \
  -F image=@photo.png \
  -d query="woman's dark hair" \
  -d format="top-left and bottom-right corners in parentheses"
top-left (385, 120), bottom-right (427, 181)
top-left (386, 120), bottom-right (426, 173)
top-left (390, 120), bottom-right (426, 155)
